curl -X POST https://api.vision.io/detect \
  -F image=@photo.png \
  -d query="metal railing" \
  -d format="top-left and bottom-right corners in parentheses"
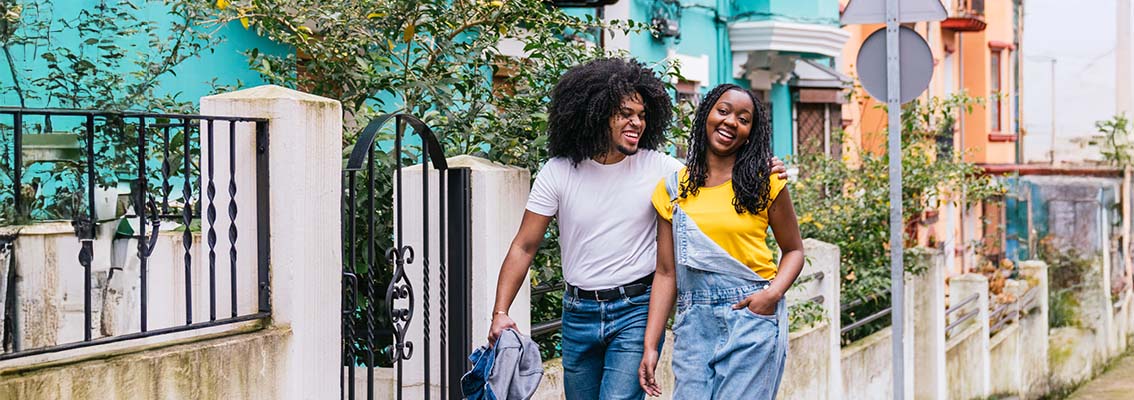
top-left (945, 293), bottom-right (980, 338)
top-left (0, 108), bottom-right (270, 360)
top-left (531, 279), bottom-right (565, 338)
top-left (956, 0), bottom-right (985, 16)
top-left (989, 301), bottom-right (1020, 336)
top-left (839, 288), bottom-right (891, 337)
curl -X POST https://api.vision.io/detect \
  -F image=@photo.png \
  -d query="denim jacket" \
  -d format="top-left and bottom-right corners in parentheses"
top-left (461, 329), bottom-right (544, 400)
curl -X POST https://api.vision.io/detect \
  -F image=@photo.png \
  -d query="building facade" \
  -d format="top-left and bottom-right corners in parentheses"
top-left (594, 0), bottom-right (850, 159)
top-left (838, 0), bottom-right (1022, 274)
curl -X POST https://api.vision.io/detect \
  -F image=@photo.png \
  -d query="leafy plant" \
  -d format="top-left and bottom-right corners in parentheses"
top-left (0, 0), bottom-right (214, 223)
top-left (791, 93), bottom-right (1003, 343)
top-left (1037, 235), bottom-right (1096, 328)
top-left (1089, 113), bottom-right (1134, 168)
top-left (193, 0), bottom-right (687, 365)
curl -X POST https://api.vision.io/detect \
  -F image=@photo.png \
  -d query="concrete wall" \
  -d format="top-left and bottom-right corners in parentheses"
top-left (989, 323), bottom-right (1022, 396)
top-left (0, 225), bottom-right (253, 350)
top-left (841, 327), bottom-right (893, 400)
top-left (1019, 261), bottom-right (1051, 399)
top-left (947, 273), bottom-right (991, 400)
top-left (0, 325), bottom-right (287, 399)
top-left (946, 325), bottom-right (986, 400)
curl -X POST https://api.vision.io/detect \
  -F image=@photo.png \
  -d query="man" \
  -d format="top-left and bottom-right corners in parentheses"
top-left (488, 58), bottom-right (786, 400)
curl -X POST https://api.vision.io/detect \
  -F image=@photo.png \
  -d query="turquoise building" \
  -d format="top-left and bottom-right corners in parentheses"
top-left (0, 1), bottom-right (285, 110)
top-left (4, 1), bottom-right (848, 159)
top-left (582, 0), bottom-right (850, 158)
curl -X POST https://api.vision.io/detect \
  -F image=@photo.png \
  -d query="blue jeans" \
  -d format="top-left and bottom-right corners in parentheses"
top-left (561, 288), bottom-right (662, 400)
top-left (671, 273), bottom-right (787, 400)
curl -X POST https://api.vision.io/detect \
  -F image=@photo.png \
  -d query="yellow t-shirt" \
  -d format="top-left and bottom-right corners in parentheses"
top-left (651, 169), bottom-right (787, 280)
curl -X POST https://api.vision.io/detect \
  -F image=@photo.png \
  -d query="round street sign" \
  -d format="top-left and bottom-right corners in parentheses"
top-left (856, 26), bottom-right (934, 104)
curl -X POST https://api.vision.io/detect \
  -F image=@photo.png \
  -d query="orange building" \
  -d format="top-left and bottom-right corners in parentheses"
top-left (838, 0), bottom-right (1022, 274)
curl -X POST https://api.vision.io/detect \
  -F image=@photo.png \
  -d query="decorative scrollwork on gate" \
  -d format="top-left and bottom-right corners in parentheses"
top-left (385, 245), bottom-right (416, 361)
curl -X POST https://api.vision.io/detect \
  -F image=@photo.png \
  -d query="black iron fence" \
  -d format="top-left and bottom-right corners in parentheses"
top-left (0, 107), bottom-right (270, 360)
top-left (341, 113), bottom-right (470, 400)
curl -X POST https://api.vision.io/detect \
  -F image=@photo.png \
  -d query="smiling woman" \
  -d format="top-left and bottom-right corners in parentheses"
top-left (640, 83), bottom-right (805, 400)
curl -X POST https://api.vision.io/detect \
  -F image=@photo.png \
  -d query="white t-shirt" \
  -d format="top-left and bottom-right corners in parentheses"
top-left (526, 150), bottom-right (684, 290)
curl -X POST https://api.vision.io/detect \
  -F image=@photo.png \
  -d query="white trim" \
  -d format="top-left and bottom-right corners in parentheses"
top-left (603, 2), bottom-right (631, 52)
top-left (729, 21), bottom-right (850, 58)
top-left (673, 53), bottom-right (711, 84)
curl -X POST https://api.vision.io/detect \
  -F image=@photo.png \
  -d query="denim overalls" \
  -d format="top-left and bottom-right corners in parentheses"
top-left (663, 171), bottom-right (789, 400)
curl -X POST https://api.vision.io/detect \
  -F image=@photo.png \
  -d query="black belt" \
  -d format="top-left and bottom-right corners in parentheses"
top-left (566, 273), bottom-right (655, 302)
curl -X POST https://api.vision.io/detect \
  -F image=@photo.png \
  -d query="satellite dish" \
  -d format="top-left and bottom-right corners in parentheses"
top-left (842, 0), bottom-right (947, 24)
top-left (855, 26), bottom-right (934, 104)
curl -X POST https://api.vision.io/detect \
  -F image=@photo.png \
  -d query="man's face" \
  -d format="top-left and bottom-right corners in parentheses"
top-left (608, 93), bottom-right (646, 156)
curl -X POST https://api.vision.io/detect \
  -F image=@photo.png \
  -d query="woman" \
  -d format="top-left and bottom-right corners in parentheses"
top-left (637, 84), bottom-right (804, 399)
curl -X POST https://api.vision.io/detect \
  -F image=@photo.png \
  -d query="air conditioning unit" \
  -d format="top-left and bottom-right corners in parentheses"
top-left (651, 16), bottom-right (679, 38)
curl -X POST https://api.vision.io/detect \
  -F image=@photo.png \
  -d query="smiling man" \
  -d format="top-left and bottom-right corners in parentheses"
top-left (486, 58), bottom-right (785, 400)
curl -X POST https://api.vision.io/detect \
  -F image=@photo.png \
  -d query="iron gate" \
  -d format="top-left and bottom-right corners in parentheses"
top-left (342, 113), bottom-right (471, 400)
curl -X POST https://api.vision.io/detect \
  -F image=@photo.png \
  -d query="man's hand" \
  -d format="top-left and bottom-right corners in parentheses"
top-left (734, 289), bottom-right (781, 317)
top-left (770, 156), bottom-right (788, 180)
top-left (488, 313), bottom-right (518, 346)
top-left (638, 348), bottom-right (662, 397)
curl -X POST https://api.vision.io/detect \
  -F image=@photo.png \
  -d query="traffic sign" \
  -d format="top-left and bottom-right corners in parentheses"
top-left (856, 26), bottom-right (935, 104)
top-left (841, 0), bottom-right (947, 24)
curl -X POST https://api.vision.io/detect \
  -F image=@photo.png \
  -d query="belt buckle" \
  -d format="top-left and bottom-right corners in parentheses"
top-left (594, 290), bottom-right (603, 301)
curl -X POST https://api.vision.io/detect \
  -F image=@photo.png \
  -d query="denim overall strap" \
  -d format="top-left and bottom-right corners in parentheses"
top-left (665, 171), bottom-right (767, 285)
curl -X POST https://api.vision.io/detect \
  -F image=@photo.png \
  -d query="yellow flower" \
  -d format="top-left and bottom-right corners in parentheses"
top-left (799, 213), bottom-right (814, 224)
top-left (489, 0), bottom-right (505, 6)
top-left (216, 0), bottom-right (230, 10)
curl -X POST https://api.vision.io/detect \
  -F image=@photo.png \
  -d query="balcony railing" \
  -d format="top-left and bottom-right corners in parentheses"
top-left (942, 0), bottom-right (987, 32)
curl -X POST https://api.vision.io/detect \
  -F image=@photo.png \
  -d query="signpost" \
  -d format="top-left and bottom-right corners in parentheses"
top-left (841, 1), bottom-right (946, 399)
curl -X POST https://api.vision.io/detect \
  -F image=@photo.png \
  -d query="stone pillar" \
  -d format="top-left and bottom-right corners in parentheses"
top-left (201, 85), bottom-right (343, 400)
top-left (950, 273), bottom-right (991, 399)
top-left (781, 239), bottom-right (841, 400)
top-left (911, 248), bottom-right (946, 400)
top-left (1019, 260), bottom-right (1051, 398)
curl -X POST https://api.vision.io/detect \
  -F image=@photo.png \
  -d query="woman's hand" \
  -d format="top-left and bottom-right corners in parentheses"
top-left (733, 289), bottom-right (781, 317)
top-left (638, 348), bottom-right (662, 397)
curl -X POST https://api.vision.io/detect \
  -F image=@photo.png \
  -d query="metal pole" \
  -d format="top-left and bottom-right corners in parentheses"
top-left (1050, 59), bottom-right (1057, 165)
top-left (885, 0), bottom-right (905, 398)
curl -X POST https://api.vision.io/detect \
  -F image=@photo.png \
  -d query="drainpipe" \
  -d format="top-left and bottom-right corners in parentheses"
top-left (716, 0), bottom-right (730, 85)
top-left (1118, 0), bottom-right (1131, 116)
top-left (1119, 0), bottom-right (1134, 297)
top-left (1014, 0), bottom-right (1023, 164)
top-left (958, 29), bottom-right (968, 273)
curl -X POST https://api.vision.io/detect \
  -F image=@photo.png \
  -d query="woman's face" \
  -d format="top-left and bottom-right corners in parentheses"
top-left (704, 89), bottom-right (755, 157)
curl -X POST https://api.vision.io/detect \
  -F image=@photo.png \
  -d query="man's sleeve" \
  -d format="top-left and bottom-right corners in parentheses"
top-left (525, 161), bottom-right (560, 217)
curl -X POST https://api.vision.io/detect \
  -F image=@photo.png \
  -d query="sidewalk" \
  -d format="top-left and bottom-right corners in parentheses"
top-left (1066, 352), bottom-right (1134, 400)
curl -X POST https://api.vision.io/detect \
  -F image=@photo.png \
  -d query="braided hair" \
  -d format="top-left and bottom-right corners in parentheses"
top-left (680, 84), bottom-right (774, 215)
top-left (546, 58), bottom-right (673, 165)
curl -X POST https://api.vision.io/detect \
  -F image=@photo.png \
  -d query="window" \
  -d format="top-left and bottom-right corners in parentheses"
top-left (676, 80), bottom-right (701, 107)
top-left (990, 50), bottom-right (1002, 132)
